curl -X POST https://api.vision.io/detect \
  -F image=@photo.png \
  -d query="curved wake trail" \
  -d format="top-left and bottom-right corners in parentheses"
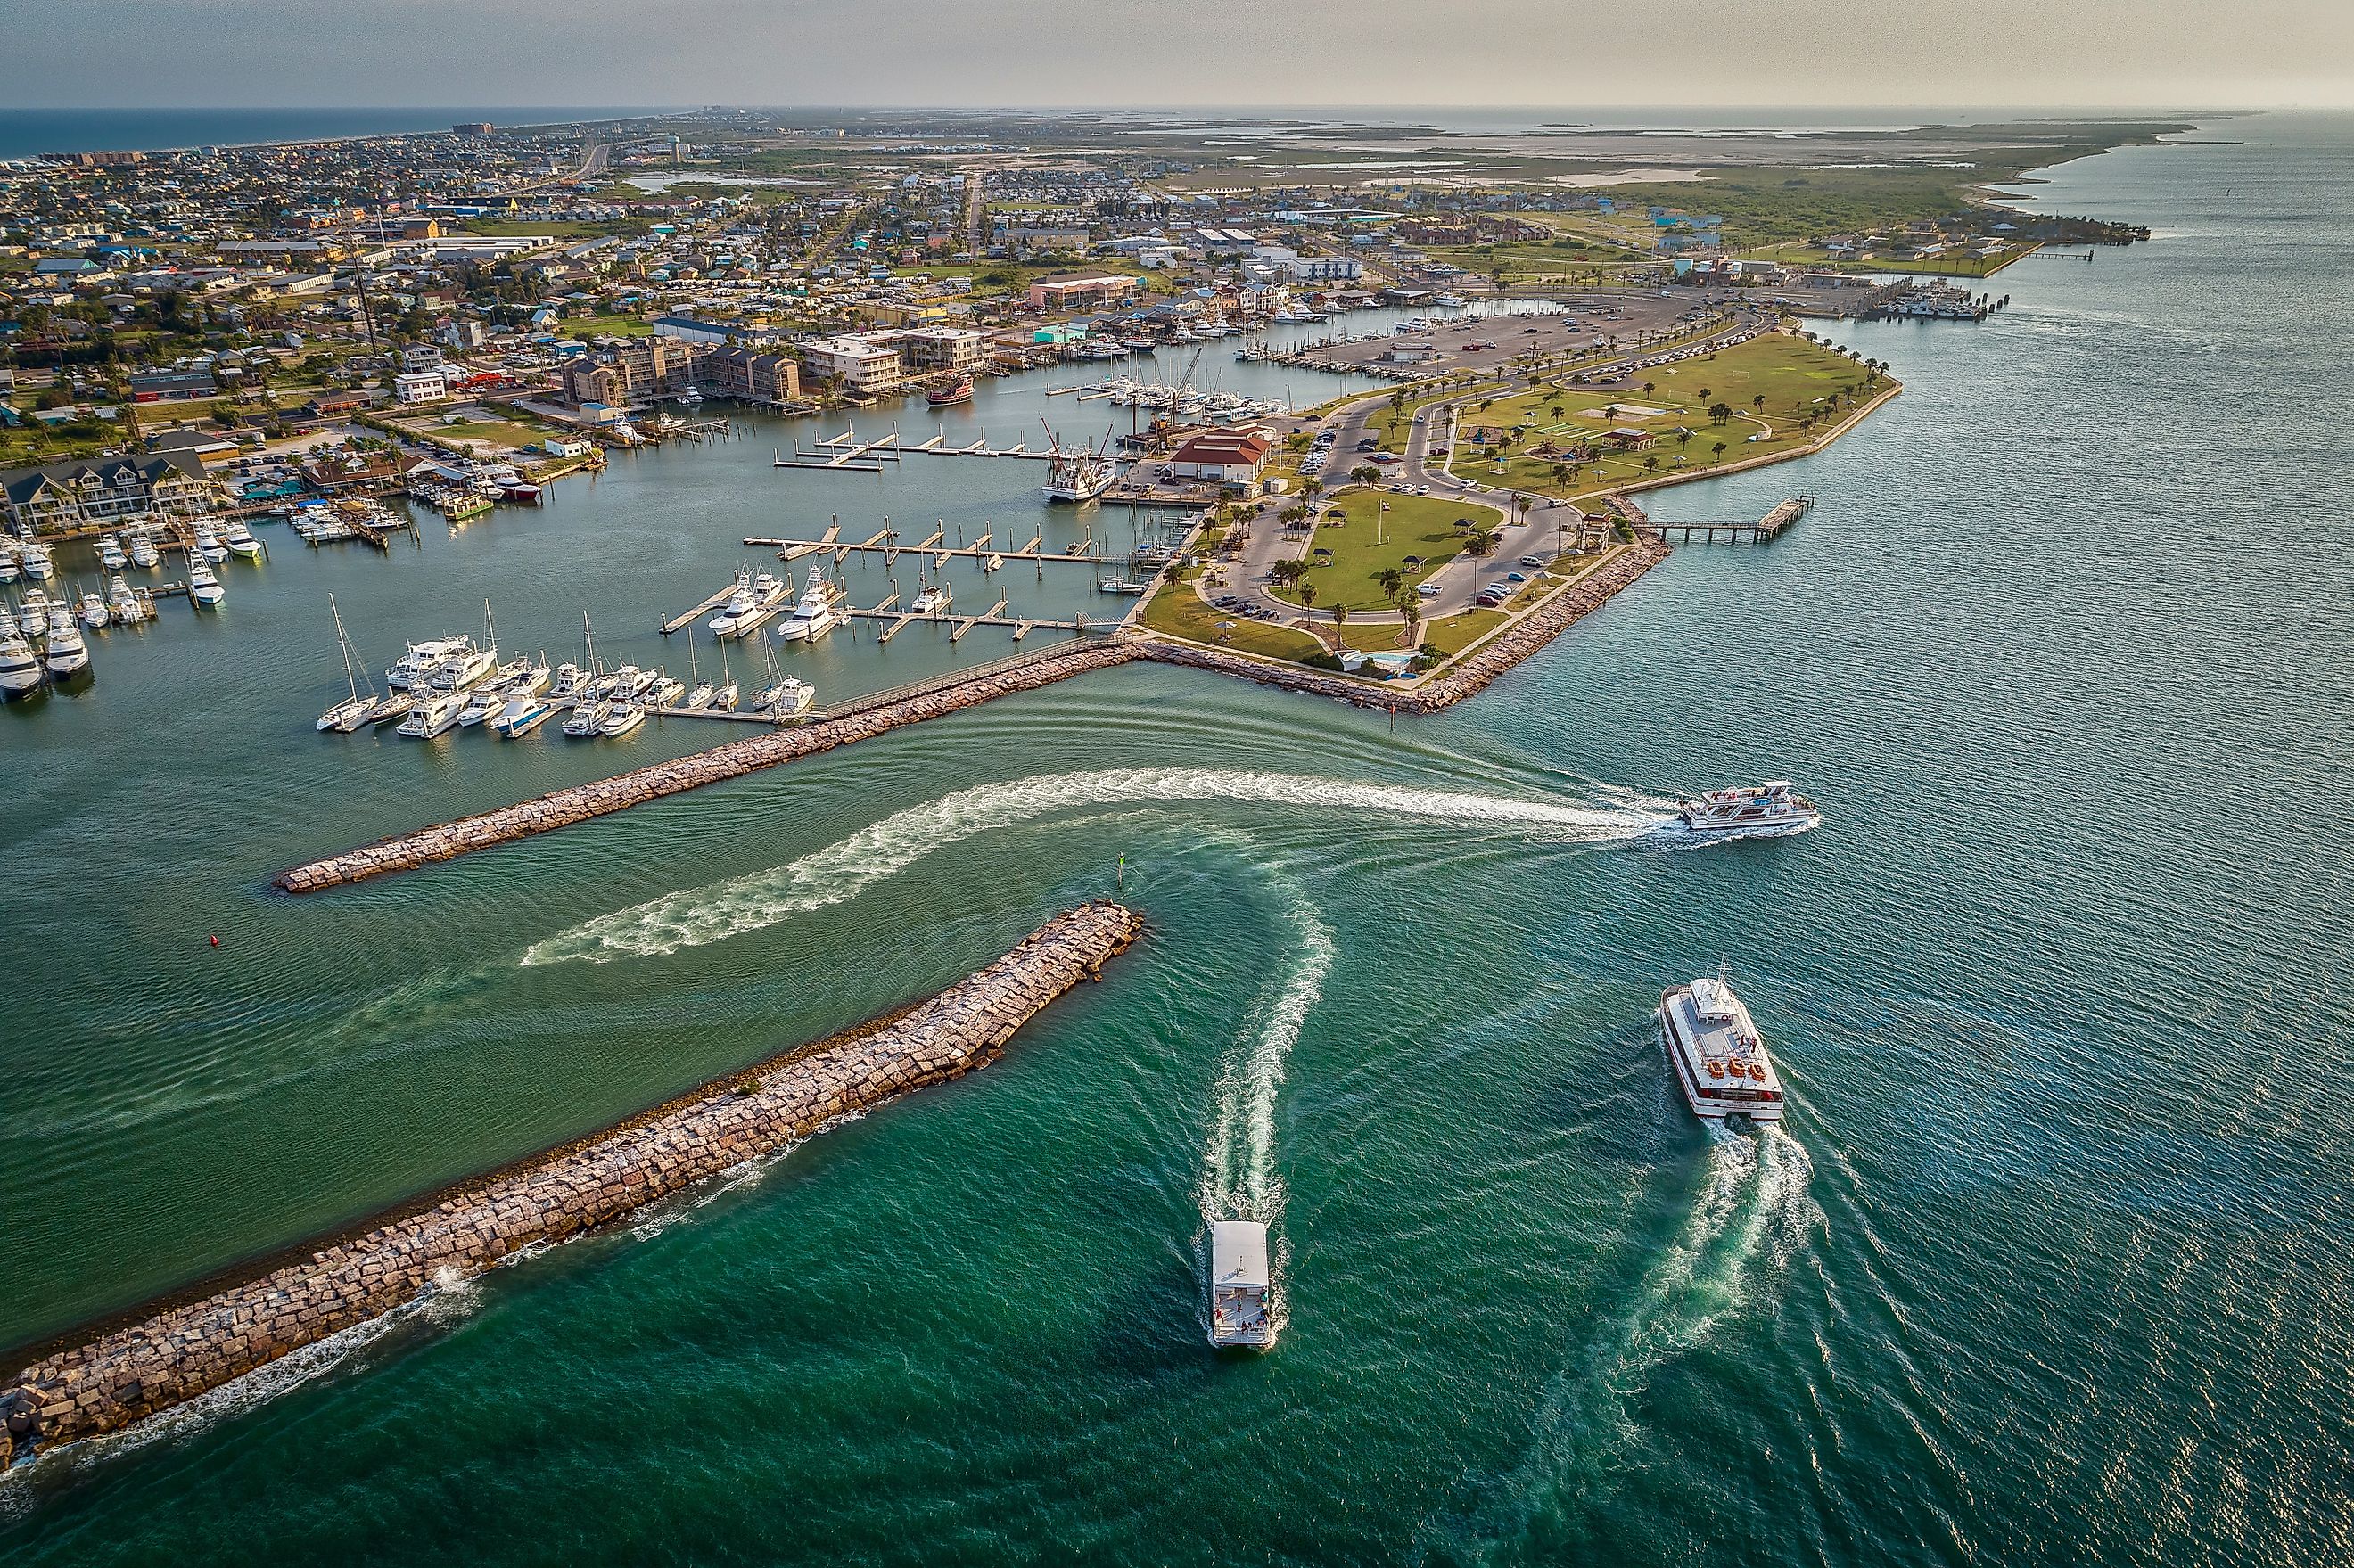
top-left (522, 767), bottom-right (1664, 965)
top-left (1195, 894), bottom-right (1334, 1347)
top-left (1431, 1122), bottom-right (1819, 1564)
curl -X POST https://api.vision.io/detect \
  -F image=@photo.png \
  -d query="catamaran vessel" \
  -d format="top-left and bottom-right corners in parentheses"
top-left (1658, 973), bottom-right (1786, 1124)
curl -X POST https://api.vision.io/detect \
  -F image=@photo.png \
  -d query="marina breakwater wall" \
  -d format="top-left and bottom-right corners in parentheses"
top-left (1, 902), bottom-right (1143, 1457)
top-left (276, 638), bottom-right (1144, 892)
top-left (1139, 538), bottom-right (1670, 714)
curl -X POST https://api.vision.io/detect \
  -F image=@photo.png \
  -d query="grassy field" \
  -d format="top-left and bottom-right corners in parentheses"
top-left (1447, 332), bottom-right (1884, 498)
top-left (408, 417), bottom-right (547, 452)
top-left (1140, 571), bottom-right (1327, 661)
top-left (1364, 387), bottom-right (1463, 452)
top-left (1272, 487), bottom-right (1506, 612)
top-left (1418, 608), bottom-right (1507, 657)
top-left (561, 314), bottom-right (655, 339)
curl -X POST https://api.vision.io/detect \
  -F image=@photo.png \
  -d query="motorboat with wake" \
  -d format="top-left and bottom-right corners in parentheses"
top-left (1208, 1221), bottom-right (1273, 1349)
top-left (1677, 780), bottom-right (1819, 838)
top-left (1658, 973), bottom-right (1786, 1125)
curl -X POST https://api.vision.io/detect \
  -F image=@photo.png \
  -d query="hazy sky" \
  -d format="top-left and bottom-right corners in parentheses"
top-left (13, 0), bottom-right (2353, 109)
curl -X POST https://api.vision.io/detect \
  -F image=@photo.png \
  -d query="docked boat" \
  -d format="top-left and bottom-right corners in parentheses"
top-left (504, 657), bottom-right (553, 698)
top-left (0, 546), bottom-right (17, 585)
top-left (367, 692), bottom-right (414, 727)
top-left (78, 591), bottom-right (111, 628)
top-left (598, 701), bottom-right (646, 737)
top-left (490, 693), bottom-right (558, 737)
top-left (1095, 576), bottom-right (1148, 595)
top-left (926, 374), bottom-right (975, 407)
top-left (222, 521), bottom-right (265, 560)
top-left (562, 699), bottom-right (612, 737)
top-left (96, 534), bottom-right (127, 571)
top-left (773, 572), bottom-right (841, 643)
top-left (548, 661), bottom-right (588, 700)
top-left (1041, 437), bottom-right (1119, 505)
top-left (457, 685), bottom-right (507, 727)
top-left (397, 687), bottom-right (467, 738)
top-left (43, 609), bottom-right (89, 677)
top-left (19, 588), bottom-right (53, 628)
top-left (757, 671), bottom-right (813, 716)
top-left (430, 643), bottom-right (498, 691)
top-left (647, 673), bottom-right (686, 707)
top-left (127, 530), bottom-right (160, 569)
top-left (186, 557), bottom-right (226, 607)
top-left (910, 581), bottom-right (951, 616)
top-left (191, 523), bottom-right (226, 563)
top-left (0, 622), bottom-right (42, 694)
top-left (611, 664), bottom-right (655, 699)
top-left (20, 541), bottom-right (54, 581)
top-left (1676, 780), bottom-right (1820, 837)
top-left (107, 575), bottom-right (144, 624)
top-left (706, 571), bottom-right (757, 636)
top-left (1658, 973), bottom-right (1786, 1124)
top-left (387, 636), bottom-right (467, 690)
top-left (1208, 1221), bottom-right (1273, 1349)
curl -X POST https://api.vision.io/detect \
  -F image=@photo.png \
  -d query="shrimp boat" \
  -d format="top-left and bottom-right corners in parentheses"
top-left (1040, 421), bottom-right (1119, 504)
top-left (316, 594), bottom-right (383, 732)
top-left (1658, 973), bottom-right (1785, 1125)
top-left (1208, 1221), bottom-right (1274, 1349)
top-left (1676, 780), bottom-right (1819, 838)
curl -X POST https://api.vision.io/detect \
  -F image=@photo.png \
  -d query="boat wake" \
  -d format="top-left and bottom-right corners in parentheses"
top-left (521, 767), bottom-right (1663, 965)
top-left (1425, 1122), bottom-right (1819, 1564)
top-left (1195, 891), bottom-right (1332, 1348)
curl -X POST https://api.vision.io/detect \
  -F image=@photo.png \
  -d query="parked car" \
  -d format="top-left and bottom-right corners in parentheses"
top-left (1519, 555), bottom-right (1544, 567)
top-left (1505, 571), bottom-right (1527, 582)
top-left (1417, 583), bottom-right (1441, 598)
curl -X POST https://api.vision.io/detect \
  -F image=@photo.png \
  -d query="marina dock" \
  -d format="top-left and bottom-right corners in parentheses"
top-left (0, 903), bottom-right (1141, 1457)
top-left (1640, 494), bottom-right (1815, 543)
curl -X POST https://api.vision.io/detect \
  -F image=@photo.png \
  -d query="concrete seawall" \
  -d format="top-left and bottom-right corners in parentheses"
top-left (1, 902), bottom-right (1142, 1457)
top-left (276, 638), bottom-right (1143, 893)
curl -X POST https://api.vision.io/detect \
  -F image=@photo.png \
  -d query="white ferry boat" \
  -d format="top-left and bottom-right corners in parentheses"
top-left (1676, 780), bottom-right (1819, 837)
top-left (1208, 1221), bottom-right (1273, 1349)
top-left (1658, 974), bottom-right (1786, 1124)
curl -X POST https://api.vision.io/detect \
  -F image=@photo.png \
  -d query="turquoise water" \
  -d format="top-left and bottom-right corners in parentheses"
top-left (4, 115), bottom-right (2350, 1564)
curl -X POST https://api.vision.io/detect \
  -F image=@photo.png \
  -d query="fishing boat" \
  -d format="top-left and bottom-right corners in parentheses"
top-left (706, 571), bottom-right (757, 636)
top-left (19, 588), bottom-right (53, 628)
top-left (562, 699), bottom-right (612, 737)
top-left (1658, 973), bottom-right (1786, 1125)
top-left (20, 541), bottom-right (54, 580)
top-left (1040, 421), bottom-right (1119, 504)
top-left (317, 595), bottom-right (383, 733)
top-left (549, 661), bottom-right (588, 700)
top-left (457, 685), bottom-right (507, 726)
top-left (1095, 576), bottom-right (1148, 595)
top-left (186, 556), bottom-right (226, 607)
top-left (387, 636), bottom-right (466, 690)
top-left (1208, 1221), bottom-right (1273, 1349)
top-left (78, 590), bottom-right (111, 628)
top-left (43, 609), bottom-right (90, 677)
top-left (127, 530), bottom-right (160, 569)
top-left (222, 521), bottom-right (265, 560)
top-left (429, 602), bottom-right (500, 691)
top-left (0, 546), bottom-right (18, 585)
top-left (611, 664), bottom-right (655, 699)
top-left (107, 575), bottom-right (144, 624)
top-left (598, 700), bottom-right (646, 737)
top-left (396, 687), bottom-right (467, 738)
top-left (505, 656), bottom-right (553, 698)
top-left (0, 621), bottom-right (42, 694)
top-left (926, 374), bottom-right (975, 407)
top-left (96, 534), bottom-right (127, 571)
top-left (734, 571), bottom-right (790, 635)
top-left (774, 571), bottom-right (841, 643)
top-left (191, 523), bottom-right (226, 563)
top-left (490, 692), bottom-right (558, 737)
top-left (1676, 781), bottom-right (1820, 838)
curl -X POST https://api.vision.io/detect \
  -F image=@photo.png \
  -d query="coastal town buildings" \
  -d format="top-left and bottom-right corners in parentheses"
top-left (0, 450), bottom-right (217, 535)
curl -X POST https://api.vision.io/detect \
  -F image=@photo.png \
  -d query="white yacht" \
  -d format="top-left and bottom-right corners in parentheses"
top-left (647, 673), bottom-right (686, 707)
top-left (107, 576), bottom-right (144, 624)
top-left (20, 541), bottom-right (54, 581)
top-left (78, 590), bottom-right (111, 628)
top-left (18, 588), bottom-right (53, 628)
top-left (611, 664), bottom-right (655, 699)
top-left (1208, 1221), bottom-right (1273, 1349)
top-left (396, 687), bottom-right (467, 738)
top-left (43, 609), bottom-right (90, 676)
top-left (491, 692), bottom-right (559, 737)
top-left (430, 644), bottom-right (498, 692)
top-left (548, 662), bottom-right (587, 700)
top-left (1658, 974), bottom-right (1786, 1124)
top-left (0, 623), bottom-right (42, 694)
top-left (388, 636), bottom-right (467, 690)
top-left (221, 521), bottom-right (264, 561)
top-left (707, 571), bottom-right (758, 636)
top-left (192, 523), bottom-right (226, 562)
top-left (682, 678), bottom-right (716, 710)
top-left (0, 546), bottom-right (18, 584)
top-left (127, 530), bottom-right (160, 569)
top-left (598, 700), bottom-right (646, 737)
top-left (774, 574), bottom-right (841, 643)
top-left (96, 534), bottom-right (128, 570)
top-left (317, 597), bottom-right (383, 732)
top-left (1676, 781), bottom-right (1820, 837)
top-left (505, 657), bottom-right (553, 698)
top-left (910, 582), bottom-right (951, 616)
top-left (186, 557), bottom-right (226, 607)
top-left (758, 675), bottom-right (814, 717)
top-left (457, 685), bottom-right (507, 726)
top-left (562, 699), bottom-right (612, 737)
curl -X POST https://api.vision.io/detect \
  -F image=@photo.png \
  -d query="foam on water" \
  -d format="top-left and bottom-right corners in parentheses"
top-left (1428, 1122), bottom-right (1820, 1563)
top-left (1195, 888), bottom-right (1333, 1347)
top-left (521, 768), bottom-right (1665, 965)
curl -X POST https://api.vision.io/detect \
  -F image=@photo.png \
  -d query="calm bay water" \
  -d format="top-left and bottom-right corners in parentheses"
top-left (3, 115), bottom-right (2350, 1565)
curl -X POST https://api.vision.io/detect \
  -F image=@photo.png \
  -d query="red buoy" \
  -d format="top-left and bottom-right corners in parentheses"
top-left (210, 934), bottom-right (219, 947)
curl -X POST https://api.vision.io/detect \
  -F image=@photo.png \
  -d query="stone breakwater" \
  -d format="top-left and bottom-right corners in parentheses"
top-left (1138, 539), bottom-right (1670, 714)
top-left (0, 902), bottom-right (1142, 1458)
top-left (276, 639), bottom-right (1144, 893)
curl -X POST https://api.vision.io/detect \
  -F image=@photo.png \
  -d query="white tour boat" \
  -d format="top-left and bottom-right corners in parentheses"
top-left (1658, 973), bottom-right (1786, 1125)
top-left (1208, 1221), bottom-right (1273, 1349)
top-left (1676, 780), bottom-right (1819, 837)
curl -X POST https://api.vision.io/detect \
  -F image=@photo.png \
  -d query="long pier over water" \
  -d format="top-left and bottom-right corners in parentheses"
top-left (2, 903), bottom-right (1142, 1457)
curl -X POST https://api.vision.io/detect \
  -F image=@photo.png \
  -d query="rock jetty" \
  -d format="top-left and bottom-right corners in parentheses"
top-left (276, 638), bottom-right (1143, 893)
top-left (1, 902), bottom-right (1142, 1458)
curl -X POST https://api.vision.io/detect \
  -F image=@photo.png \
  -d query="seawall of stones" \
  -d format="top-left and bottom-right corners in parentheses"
top-left (0, 901), bottom-right (1142, 1457)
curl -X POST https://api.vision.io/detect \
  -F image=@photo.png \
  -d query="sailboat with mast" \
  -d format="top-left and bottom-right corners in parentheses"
top-left (316, 593), bottom-right (383, 732)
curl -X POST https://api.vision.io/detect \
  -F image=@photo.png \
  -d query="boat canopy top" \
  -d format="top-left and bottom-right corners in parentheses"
top-left (1210, 1221), bottom-right (1270, 1288)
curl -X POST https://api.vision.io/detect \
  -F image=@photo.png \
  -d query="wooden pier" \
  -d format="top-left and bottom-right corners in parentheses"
top-left (1640, 495), bottom-right (1814, 544)
top-left (661, 579), bottom-right (744, 636)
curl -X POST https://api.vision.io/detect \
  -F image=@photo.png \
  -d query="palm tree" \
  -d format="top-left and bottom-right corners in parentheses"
top-left (1642, 455), bottom-right (1659, 473)
top-left (1375, 566), bottom-right (1406, 600)
top-left (1399, 595), bottom-right (1422, 648)
top-left (1711, 440), bottom-right (1728, 459)
top-left (1350, 464), bottom-right (1379, 484)
top-left (1297, 579), bottom-right (1318, 619)
top-left (1301, 476), bottom-right (1322, 502)
top-left (1330, 603), bottom-right (1349, 651)
top-left (1752, 393), bottom-right (1766, 410)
